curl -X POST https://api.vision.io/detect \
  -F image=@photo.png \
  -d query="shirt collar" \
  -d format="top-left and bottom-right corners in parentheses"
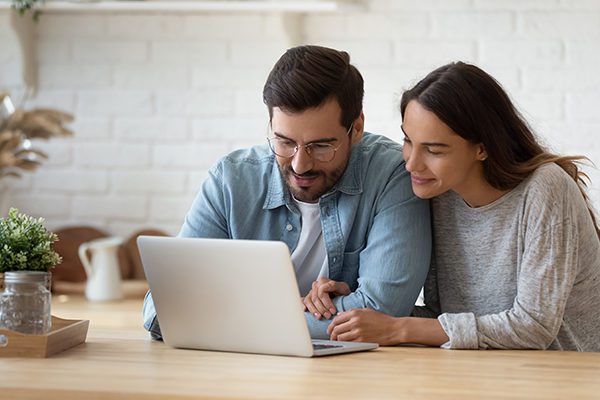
top-left (330, 138), bottom-right (364, 196)
top-left (264, 158), bottom-right (289, 210)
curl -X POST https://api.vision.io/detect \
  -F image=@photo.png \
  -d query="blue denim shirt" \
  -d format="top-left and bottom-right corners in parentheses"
top-left (143, 132), bottom-right (431, 339)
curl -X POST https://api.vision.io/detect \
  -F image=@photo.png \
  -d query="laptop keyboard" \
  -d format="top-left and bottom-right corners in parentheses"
top-left (313, 343), bottom-right (344, 350)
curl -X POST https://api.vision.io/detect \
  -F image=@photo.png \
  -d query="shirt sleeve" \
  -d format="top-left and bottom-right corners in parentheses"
top-left (438, 217), bottom-right (578, 350)
top-left (142, 290), bottom-right (163, 340)
top-left (315, 167), bottom-right (432, 339)
top-left (179, 163), bottom-right (230, 239)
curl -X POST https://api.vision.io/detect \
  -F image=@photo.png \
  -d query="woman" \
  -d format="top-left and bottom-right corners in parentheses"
top-left (327, 62), bottom-right (600, 350)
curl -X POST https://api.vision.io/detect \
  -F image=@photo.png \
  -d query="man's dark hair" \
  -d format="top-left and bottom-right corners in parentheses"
top-left (263, 45), bottom-right (364, 129)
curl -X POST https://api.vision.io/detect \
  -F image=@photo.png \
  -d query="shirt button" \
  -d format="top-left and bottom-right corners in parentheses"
top-left (286, 224), bottom-right (293, 231)
top-left (333, 257), bottom-right (337, 263)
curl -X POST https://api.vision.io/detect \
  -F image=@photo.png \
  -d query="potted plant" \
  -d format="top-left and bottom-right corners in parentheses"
top-left (0, 207), bottom-right (61, 277)
top-left (0, 208), bottom-right (61, 334)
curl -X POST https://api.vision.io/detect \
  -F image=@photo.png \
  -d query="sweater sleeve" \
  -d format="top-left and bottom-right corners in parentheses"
top-left (438, 215), bottom-right (578, 350)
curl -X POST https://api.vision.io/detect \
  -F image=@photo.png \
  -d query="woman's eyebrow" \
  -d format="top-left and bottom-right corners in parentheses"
top-left (401, 125), bottom-right (450, 148)
top-left (421, 142), bottom-right (450, 148)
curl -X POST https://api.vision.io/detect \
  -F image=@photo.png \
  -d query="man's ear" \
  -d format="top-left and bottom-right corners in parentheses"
top-left (350, 112), bottom-right (365, 145)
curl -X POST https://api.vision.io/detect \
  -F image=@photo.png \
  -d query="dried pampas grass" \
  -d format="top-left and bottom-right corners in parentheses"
top-left (0, 92), bottom-right (73, 179)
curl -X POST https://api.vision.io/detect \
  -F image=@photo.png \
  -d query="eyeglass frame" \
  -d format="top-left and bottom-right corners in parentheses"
top-left (266, 122), bottom-right (355, 163)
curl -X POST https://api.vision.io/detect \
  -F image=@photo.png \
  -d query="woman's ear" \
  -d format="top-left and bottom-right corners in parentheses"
top-left (476, 144), bottom-right (488, 161)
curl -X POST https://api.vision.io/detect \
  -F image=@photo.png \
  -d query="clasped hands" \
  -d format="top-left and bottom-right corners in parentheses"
top-left (301, 277), bottom-right (350, 320)
top-left (301, 277), bottom-right (403, 345)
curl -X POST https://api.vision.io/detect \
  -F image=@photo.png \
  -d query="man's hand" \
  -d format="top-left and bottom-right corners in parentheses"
top-left (301, 277), bottom-right (350, 320)
top-left (327, 308), bottom-right (402, 345)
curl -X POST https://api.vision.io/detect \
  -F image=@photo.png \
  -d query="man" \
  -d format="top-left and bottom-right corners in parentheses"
top-left (143, 45), bottom-right (431, 340)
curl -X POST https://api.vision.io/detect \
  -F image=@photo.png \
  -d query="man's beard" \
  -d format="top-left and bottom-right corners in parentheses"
top-left (280, 164), bottom-right (346, 203)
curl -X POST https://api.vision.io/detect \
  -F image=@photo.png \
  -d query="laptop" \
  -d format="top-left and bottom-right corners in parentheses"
top-left (137, 236), bottom-right (378, 357)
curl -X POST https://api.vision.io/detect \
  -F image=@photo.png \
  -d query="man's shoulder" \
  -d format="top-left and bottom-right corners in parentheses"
top-left (220, 144), bottom-right (273, 166)
top-left (358, 132), bottom-right (406, 173)
top-left (360, 132), bottom-right (402, 150)
top-left (335, 132), bottom-right (408, 197)
top-left (210, 144), bottom-right (274, 176)
top-left (203, 144), bottom-right (278, 202)
top-left (208, 144), bottom-right (277, 190)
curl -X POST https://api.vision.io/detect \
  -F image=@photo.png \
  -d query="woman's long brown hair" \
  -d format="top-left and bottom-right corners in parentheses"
top-left (400, 61), bottom-right (600, 238)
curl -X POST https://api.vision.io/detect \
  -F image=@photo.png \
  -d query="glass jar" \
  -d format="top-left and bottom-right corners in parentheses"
top-left (0, 271), bottom-right (52, 334)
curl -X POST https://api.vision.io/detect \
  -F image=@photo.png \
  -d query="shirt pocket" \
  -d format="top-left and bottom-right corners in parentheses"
top-left (341, 246), bottom-right (363, 290)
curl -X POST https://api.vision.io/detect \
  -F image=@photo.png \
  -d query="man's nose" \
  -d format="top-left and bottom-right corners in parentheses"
top-left (291, 146), bottom-right (314, 175)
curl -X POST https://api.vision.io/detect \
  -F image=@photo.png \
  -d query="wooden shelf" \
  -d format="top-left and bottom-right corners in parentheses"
top-left (0, 1), bottom-right (363, 14)
top-left (0, 1), bottom-right (363, 93)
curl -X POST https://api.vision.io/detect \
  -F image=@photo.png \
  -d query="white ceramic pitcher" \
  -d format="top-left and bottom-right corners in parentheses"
top-left (78, 237), bottom-right (124, 302)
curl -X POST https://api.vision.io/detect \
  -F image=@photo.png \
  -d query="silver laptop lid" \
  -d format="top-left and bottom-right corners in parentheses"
top-left (138, 236), bottom-right (315, 357)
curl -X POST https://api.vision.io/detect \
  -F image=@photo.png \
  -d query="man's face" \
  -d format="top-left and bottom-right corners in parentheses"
top-left (270, 98), bottom-right (364, 203)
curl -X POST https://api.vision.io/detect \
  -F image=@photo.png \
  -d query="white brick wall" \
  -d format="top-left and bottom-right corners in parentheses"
top-left (73, 143), bottom-right (151, 168)
top-left (1, 0), bottom-right (600, 236)
top-left (34, 170), bottom-right (109, 193)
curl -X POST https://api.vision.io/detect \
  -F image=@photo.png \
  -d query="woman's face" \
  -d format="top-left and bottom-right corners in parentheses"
top-left (401, 100), bottom-right (487, 200)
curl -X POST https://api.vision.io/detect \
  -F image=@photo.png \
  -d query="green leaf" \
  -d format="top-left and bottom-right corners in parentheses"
top-left (0, 207), bottom-right (61, 273)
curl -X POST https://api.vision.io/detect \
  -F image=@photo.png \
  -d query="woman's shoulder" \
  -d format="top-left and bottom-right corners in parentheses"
top-left (519, 163), bottom-right (588, 222)
top-left (523, 163), bottom-right (580, 199)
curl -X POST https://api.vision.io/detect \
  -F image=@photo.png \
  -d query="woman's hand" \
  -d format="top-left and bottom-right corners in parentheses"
top-left (302, 277), bottom-right (350, 320)
top-left (328, 310), bottom-right (450, 347)
top-left (327, 308), bottom-right (403, 345)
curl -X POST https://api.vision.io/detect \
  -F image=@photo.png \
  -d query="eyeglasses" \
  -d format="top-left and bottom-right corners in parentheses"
top-left (267, 123), bottom-right (354, 163)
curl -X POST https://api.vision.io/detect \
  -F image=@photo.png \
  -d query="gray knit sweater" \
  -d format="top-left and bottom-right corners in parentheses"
top-left (413, 163), bottom-right (600, 351)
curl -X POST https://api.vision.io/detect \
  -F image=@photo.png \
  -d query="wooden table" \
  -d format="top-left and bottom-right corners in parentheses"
top-left (1, 295), bottom-right (599, 400)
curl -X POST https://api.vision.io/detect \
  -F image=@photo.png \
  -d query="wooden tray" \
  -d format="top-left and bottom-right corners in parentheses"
top-left (0, 316), bottom-right (89, 358)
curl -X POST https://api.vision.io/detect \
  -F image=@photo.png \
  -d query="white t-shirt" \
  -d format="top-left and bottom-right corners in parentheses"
top-left (290, 198), bottom-right (329, 296)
